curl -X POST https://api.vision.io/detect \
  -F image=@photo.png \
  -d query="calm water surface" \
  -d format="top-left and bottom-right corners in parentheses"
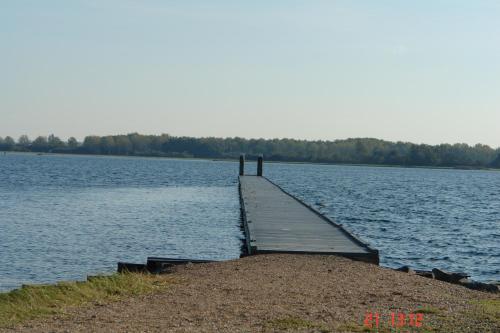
top-left (0, 153), bottom-right (499, 291)
top-left (0, 154), bottom-right (241, 291)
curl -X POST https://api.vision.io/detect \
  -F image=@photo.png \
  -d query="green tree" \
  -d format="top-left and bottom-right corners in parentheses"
top-left (1, 136), bottom-right (15, 150)
top-left (4, 136), bottom-right (15, 145)
top-left (1, 133), bottom-right (499, 168)
top-left (100, 136), bottom-right (116, 154)
top-left (18, 135), bottom-right (31, 147)
top-left (83, 136), bottom-right (101, 154)
top-left (491, 153), bottom-right (500, 168)
top-left (114, 136), bottom-right (132, 155)
top-left (151, 134), bottom-right (170, 152)
top-left (408, 144), bottom-right (437, 166)
top-left (67, 137), bottom-right (78, 148)
top-left (32, 136), bottom-right (49, 152)
top-left (128, 133), bottom-right (151, 153)
top-left (48, 134), bottom-right (65, 149)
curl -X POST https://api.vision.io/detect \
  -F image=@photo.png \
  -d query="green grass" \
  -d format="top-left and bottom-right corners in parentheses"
top-left (470, 299), bottom-right (500, 325)
top-left (0, 273), bottom-right (173, 327)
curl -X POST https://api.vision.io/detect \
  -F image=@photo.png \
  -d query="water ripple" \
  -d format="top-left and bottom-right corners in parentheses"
top-left (267, 163), bottom-right (500, 282)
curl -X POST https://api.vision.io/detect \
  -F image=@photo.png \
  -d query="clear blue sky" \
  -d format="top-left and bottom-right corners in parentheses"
top-left (1, 1), bottom-right (500, 146)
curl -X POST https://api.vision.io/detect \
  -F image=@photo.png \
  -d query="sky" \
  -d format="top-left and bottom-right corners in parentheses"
top-left (1, 1), bottom-right (500, 147)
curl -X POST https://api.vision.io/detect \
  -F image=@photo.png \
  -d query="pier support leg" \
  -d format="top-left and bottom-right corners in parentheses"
top-left (257, 155), bottom-right (263, 176)
top-left (239, 154), bottom-right (245, 176)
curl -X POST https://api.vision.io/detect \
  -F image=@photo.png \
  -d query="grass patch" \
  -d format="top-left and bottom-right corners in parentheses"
top-left (419, 299), bottom-right (500, 333)
top-left (470, 299), bottom-right (500, 324)
top-left (267, 317), bottom-right (329, 331)
top-left (0, 273), bottom-right (173, 327)
top-left (476, 299), bottom-right (500, 319)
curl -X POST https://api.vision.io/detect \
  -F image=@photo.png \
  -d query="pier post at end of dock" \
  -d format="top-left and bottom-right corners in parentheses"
top-left (239, 154), bottom-right (245, 176)
top-left (257, 155), bottom-right (263, 176)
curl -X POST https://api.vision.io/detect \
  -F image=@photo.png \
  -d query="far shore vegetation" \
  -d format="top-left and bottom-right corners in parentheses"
top-left (1, 133), bottom-right (500, 169)
top-left (0, 272), bottom-right (173, 328)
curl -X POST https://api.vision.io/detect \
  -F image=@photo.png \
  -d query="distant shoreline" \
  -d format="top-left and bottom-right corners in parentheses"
top-left (3, 150), bottom-right (500, 172)
top-left (2, 134), bottom-right (500, 170)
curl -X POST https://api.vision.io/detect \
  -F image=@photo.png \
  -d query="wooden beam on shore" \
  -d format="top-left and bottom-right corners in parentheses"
top-left (117, 258), bottom-right (215, 274)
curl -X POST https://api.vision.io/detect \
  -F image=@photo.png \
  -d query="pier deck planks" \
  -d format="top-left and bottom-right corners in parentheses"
top-left (239, 175), bottom-right (378, 264)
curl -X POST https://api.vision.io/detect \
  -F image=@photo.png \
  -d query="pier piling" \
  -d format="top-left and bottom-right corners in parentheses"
top-left (239, 154), bottom-right (245, 176)
top-left (257, 155), bottom-right (263, 176)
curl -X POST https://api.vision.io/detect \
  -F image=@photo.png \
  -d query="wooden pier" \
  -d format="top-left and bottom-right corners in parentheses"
top-left (117, 155), bottom-right (378, 273)
top-left (239, 156), bottom-right (379, 264)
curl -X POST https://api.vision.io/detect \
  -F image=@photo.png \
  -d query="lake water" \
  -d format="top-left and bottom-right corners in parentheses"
top-left (0, 153), bottom-right (499, 291)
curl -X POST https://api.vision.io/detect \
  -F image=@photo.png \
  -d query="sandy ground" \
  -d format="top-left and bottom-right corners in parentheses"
top-left (3, 254), bottom-right (499, 332)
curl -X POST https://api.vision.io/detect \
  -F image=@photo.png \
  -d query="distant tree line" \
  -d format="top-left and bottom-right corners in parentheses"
top-left (1, 133), bottom-right (500, 169)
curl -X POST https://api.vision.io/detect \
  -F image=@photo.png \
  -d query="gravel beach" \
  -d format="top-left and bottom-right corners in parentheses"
top-left (3, 254), bottom-right (499, 332)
